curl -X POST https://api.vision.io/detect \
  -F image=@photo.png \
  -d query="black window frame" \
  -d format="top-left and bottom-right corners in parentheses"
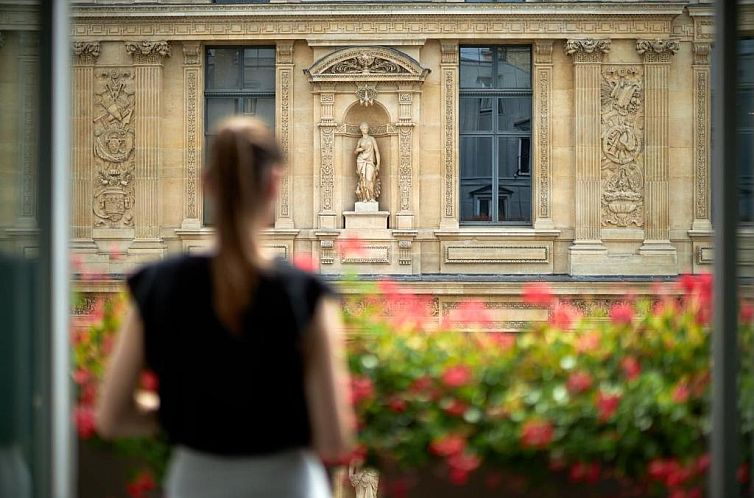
top-left (459, 44), bottom-right (533, 226)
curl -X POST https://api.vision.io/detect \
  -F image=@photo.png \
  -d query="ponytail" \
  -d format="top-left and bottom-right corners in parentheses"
top-left (206, 117), bottom-right (283, 334)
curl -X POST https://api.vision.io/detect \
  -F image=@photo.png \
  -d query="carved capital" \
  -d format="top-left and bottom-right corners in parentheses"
top-left (533, 40), bottom-right (554, 65)
top-left (440, 41), bottom-right (459, 64)
top-left (693, 42), bottom-right (711, 65)
top-left (636, 39), bottom-right (680, 63)
top-left (276, 40), bottom-right (294, 65)
top-left (565, 39), bottom-right (611, 62)
top-left (125, 40), bottom-right (171, 64)
top-left (182, 42), bottom-right (201, 66)
top-left (73, 41), bottom-right (100, 65)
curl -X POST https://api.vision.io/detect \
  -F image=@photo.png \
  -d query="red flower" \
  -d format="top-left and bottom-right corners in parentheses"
top-left (522, 282), bottom-right (555, 306)
top-left (596, 391), bottom-right (621, 422)
top-left (665, 465), bottom-right (692, 488)
top-left (79, 383), bottom-right (97, 405)
top-left (409, 376), bottom-right (433, 394)
top-left (694, 453), bottom-right (710, 475)
top-left (74, 405), bottom-right (96, 439)
top-left (377, 279), bottom-right (401, 298)
top-left (549, 303), bottom-right (578, 329)
top-left (567, 371), bottom-right (593, 394)
top-left (430, 434), bottom-right (466, 457)
top-left (687, 488), bottom-right (703, 498)
top-left (447, 452), bottom-right (481, 485)
top-left (576, 331), bottom-right (601, 353)
top-left (520, 419), bottom-right (554, 449)
top-left (441, 365), bottom-right (472, 388)
top-left (387, 396), bottom-right (407, 413)
top-left (443, 399), bottom-right (467, 417)
top-left (569, 462), bottom-right (601, 484)
top-left (741, 302), bottom-right (754, 324)
top-left (609, 303), bottom-right (634, 326)
top-left (72, 368), bottom-right (92, 385)
top-left (126, 470), bottom-right (156, 498)
top-left (621, 356), bottom-right (642, 381)
top-left (101, 334), bottom-right (115, 355)
top-left (445, 300), bottom-right (492, 328)
top-left (349, 376), bottom-right (374, 405)
top-left (679, 273), bottom-right (697, 294)
top-left (738, 463), bottom-right (750, 483)
top-left (672, 381), bottom-right (690, 403)
top-left (292, 253), bottom-right (315, 272)
top-left (140, 370), bottom-right (159, 392)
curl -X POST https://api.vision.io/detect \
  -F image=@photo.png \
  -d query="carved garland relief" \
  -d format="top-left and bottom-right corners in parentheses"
top-left (600, 65), bottom-right (644, 228)
top-left (320, 125), bottom-right (335, 212)
top-left (93, 69), bottom-right (135, 227)
top-left (183, 43), bottom-right (201, 221)
top-left (280, 68), bottom-right (291, 217)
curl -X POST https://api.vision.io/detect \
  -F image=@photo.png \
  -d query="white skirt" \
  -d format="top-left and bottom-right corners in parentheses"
top-left (165, 446), bottom-right (332, 498)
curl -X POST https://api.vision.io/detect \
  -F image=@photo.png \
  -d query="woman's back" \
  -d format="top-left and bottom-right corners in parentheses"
top-left (128, 254), bottom-right (333, 456)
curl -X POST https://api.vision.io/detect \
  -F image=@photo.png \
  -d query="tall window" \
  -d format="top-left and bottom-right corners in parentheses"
top-left (204, 46), bottom-right (275, 223)
top-left (459, 46), bottom-right (532, 225)
top-left (739, 38), bottom-right (754, 223)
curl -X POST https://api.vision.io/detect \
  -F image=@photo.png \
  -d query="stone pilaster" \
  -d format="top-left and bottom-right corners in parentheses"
top-left (396, 82), bottom-right (415, 229)
top-left (16, 32), bottom-right (39, 230)
top-left (71, 42), bottom-right (100, 250)
top-left (691, 42), bottom-right (712, 233)
top-left (318, 84), bottom-right (337, 229)
top-left (181, 42), bottom-right (203, 230)
top-left (440, 40), bottom-right (459, 229)
top-left (126, 40), bottom-right (170, 255)
top-left (636, 39), bottom-right (679, 255)
top-left (275, 41), bottom-right (295, 229)
top-left (565, 39), bottom-right (610, 254)
top-left (533, 40), bottom-right (554, 230)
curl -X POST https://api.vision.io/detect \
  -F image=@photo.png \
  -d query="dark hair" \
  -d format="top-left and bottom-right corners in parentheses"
top-left (206, 117), bottom-right (283, 333)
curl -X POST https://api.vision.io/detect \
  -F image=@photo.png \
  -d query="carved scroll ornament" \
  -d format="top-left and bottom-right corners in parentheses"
top-left (600, 66), bottom-right (644, 228)
top-left (565, 39), bottom-right (611, 62)
top-left (305, 46), bottom-right (429, 82)
top-left (93, 69), bottom-right (135, 227)
top-left (125, 40), bottom-right (171, 64)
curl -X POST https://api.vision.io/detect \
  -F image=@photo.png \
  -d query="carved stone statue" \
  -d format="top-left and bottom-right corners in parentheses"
top-left (349, 464), bottom-right (379, 498)
top-left (354, 122), bottom-right (381, 205)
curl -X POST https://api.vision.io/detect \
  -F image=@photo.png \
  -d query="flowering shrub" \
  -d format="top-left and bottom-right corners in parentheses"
top-left (72, 273), bottom-right (754, 497)
top-left (345, 276), bottom-right (754, 497)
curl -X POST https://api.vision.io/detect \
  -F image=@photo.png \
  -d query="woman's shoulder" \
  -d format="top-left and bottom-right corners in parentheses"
top-left (267, 258), bottom-right (337, 303)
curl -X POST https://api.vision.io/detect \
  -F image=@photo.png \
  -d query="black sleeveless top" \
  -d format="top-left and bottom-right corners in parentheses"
top-left (126, 254), bottom-right (334, 456)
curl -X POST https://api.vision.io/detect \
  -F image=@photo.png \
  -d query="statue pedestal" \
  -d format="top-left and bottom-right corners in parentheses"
top-left (355, 201), bottom-right (379, 213)
top-left (344, 210), bottom-right (389, 230)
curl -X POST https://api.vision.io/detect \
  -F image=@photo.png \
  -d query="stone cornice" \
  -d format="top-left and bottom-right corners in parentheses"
top-left (71, 3), bottom-right (687, 40)
top-left (0, 3), bottom-right (40, 31)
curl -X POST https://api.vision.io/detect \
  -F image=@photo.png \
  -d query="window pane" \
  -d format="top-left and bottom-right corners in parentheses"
top-left (460, 47), bottom-right (493, 89)
top-left (206, 48), bottom-right (240, 90)
top-left (460, 136), bottom-right (493, 222)
top-left (497, 97), bottom-right (532, 132)
top-left (498, 137), bottom-right (531, 222)
top-left (496, 46), bottom-right (531, 89)
top-left (242, 96), bottom-right (275, 128)
top-left (460, 97), bottom-right (494, 132)
top-left (242, 47), bottom-right (275, 91)
top-left (206, 98), bottom-right (237, 132)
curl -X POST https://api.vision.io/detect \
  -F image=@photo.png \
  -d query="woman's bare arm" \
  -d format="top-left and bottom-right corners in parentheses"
top-left (303, 297), bottom-right (355, 462)
top-left (96, 306), bottom-right (158, 439)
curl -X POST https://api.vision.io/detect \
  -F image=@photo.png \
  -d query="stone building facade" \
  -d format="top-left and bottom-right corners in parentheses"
top-left (2, 1), bottom-right (754, 322)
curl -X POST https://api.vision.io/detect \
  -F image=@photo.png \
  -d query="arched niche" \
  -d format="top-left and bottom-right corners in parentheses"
top-left (306, 46), bottom-right (429, 232)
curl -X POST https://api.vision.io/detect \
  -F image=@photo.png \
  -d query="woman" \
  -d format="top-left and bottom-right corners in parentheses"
top-left (96, 117), bottom-right (354, 498)
top-left (353, 122), bottom-right (380, 203)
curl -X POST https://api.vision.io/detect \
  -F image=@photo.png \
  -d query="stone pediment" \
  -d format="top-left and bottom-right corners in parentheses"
top-left (305, 46), bottom-right (430, 83)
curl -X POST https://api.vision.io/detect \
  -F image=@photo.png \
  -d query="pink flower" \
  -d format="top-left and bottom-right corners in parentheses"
top-left (576, 331), bottom-right (601, 353)
top-left (489, 332), bottom-right (516, 351)
top-left (108, 242), bottom-right (124, 262)
top-left (447, 452), bottom-right (481, 485)
top-left (522, 282), bottom-right (555, 306)
top-left (694, 453), bottom-right (710, 475)
top-left (441, 365), bottom-right (472, 388)
top-left (621, 356), bottom-right (642, 381)
top-left (609, 303), bottom-right (634, 326)
top-left (409, 376), bottom-right (433, 394)
top-left (569, 462), bottom-right (601, 484)
top-left (140, 370), bottom-right (159, 392)
top-left (338, 236), bottom-right (365, 258)
top-left (445, 300), bottom-right (492, 328)
top-left (566, 371), bottom-right (593, 394)
top-left (672, 381), bottom-right (690, 403)
top-left (72, 368), bottom-right (92, 385)
top-left (377, 279), bottom-right (401, 297)
top-left (349, 376), bottom-right (374, 405)
top-left (596, 391), bottom-right (621, 421)
top-left (79, 383), bottom-right (97, 405)
top-left (292, 253), bottom-right (315, 272)
top-left (74, 405), bottom-right (96, 439)
top-left (520, 419), bottom-right (554, 449)
top-left (443, 399), bottom-right (467, 417)
top-left (430, 434), bottom-right (466, 457)
top-left (679, 274), bottom-right (698, 294)
top-left (549, 303), bottom-right (578, 329)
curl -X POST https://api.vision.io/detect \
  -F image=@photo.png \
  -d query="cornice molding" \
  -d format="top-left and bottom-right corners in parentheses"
top-left (70, 3), bottom-right (687, 40)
